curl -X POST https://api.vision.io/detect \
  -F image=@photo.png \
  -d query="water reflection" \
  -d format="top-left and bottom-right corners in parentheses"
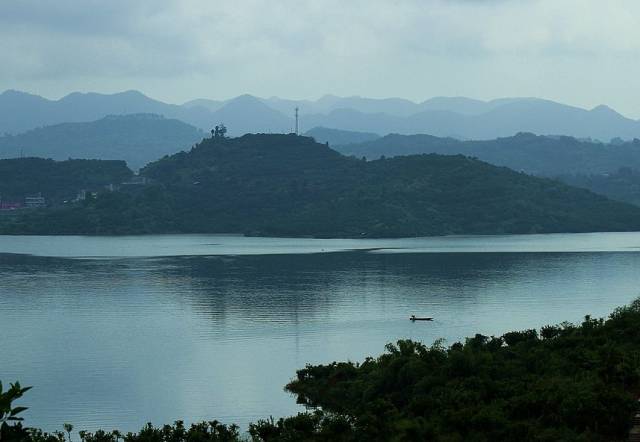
top-left (1, 249), bottom-right (639, 433)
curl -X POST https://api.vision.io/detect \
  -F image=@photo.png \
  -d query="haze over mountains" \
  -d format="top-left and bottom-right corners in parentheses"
top-left (5, 88), bottom-right (640, 210)
top-left (0, 114), bottom-right (203, 169)
top-left (334, 133), bottom-right (640, 177)
top-left (4, 89), bottom-right (640, 141)
top-left (305, 127), bottom-right (380, 146)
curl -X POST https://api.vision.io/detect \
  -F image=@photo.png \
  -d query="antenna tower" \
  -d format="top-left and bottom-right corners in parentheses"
top-left (295, 107), bottom-right (299, 135)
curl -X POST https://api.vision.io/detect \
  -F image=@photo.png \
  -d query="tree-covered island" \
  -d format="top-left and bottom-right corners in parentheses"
top-left (2, 133), bottom-right (640, 237)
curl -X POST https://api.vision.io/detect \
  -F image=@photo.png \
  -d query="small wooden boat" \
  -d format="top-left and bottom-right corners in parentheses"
top-left (410, 315), bottom-right (433, 321)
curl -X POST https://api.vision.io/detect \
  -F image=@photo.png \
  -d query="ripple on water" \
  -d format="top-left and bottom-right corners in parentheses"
top-left (1, 235), bottom-right (640, 432)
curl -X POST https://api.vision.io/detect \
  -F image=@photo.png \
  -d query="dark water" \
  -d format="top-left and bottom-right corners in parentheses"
top-left (1, 233), bottom-right (640, 433)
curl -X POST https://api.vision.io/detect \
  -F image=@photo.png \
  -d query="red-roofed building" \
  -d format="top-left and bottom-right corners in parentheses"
top-left (0, 201), bottom-right (22, 210)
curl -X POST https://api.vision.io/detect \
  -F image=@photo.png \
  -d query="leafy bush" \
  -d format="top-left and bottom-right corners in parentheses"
top-left (286, 301), bottom-right (640, 441)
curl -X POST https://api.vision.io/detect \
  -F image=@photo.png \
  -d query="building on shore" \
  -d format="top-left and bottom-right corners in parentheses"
top-left (122, 176), bottom-right (148, 186)
top-left (0, 201), bottom-right (22, 210)
top-left (24, 193), bottom-right (46, 208)
top-left (0, 194), bottom-right (22, 210)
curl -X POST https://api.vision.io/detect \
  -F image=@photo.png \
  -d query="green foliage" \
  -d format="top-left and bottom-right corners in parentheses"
top-left (0, 381), bottom-right (31, 426)
top-left (2, 421), bottom-right (240, 442)
top-left (286, 301), bottom-right (640, 441)
top-left (0, 382), bottom-right (38, 442)
top-left (337, 133), bottom-right (640, 207)
top-left (4, 134), bottom-right (640, 237)
top-left (248, 412), bottom-right (356, 442)
top-left (211, 124), bottom-right (228, 139)
top-left (560, 167), bottom-right (640, 207)
top-left (123, 420), bottom-right (239, 442)
top-left (2, 424), bottom-right (66, 442)
top-left (0, 158), bottom-right (132, 205)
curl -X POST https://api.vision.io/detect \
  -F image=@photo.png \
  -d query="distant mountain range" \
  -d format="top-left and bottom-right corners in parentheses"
top-left (0, 114), bottom-right (203, 169)
top-left (300, 100), bottom-right (640, 141)
top-left (304, 127), bottom-right (380, 146)
top-left (0, 90), bottom-right (295, 136)
top-left (3, 89), bottom-right (640, 141)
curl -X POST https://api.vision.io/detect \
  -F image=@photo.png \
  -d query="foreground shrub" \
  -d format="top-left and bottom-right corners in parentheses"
top-left (287, 300), bottom-right (640, 441)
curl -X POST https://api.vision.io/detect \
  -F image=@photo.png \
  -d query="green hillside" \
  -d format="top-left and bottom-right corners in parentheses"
top-left (560, 168), bottom-right (640, 207)
top-left (3, 134), bottom-right (640, 236)
top-left (0, 158), bottom-right (132, 205)
top-left (337, 132), bottom-right (640, 176)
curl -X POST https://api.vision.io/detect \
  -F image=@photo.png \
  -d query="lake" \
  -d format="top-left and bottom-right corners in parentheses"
top-left (2, 232), bottom-right (640, 433)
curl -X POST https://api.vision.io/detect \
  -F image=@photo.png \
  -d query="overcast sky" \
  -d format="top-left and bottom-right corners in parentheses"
top-left (2, 0), bottom-right (640, 117)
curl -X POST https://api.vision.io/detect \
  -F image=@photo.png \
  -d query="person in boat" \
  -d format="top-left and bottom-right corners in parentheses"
top-left (410, 315), bottom-right (433, 321)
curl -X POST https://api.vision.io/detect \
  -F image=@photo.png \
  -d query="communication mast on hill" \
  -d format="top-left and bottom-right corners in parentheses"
top-left (295, 107), bottom-right (299, 135)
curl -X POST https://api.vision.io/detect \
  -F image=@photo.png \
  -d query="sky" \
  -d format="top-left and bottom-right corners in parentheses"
top-left (2, 0), bottom-right (640, 118)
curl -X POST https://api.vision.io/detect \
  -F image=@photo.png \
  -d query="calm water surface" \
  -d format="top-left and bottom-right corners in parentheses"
top-left (1, 233), bottom-right (640, 433)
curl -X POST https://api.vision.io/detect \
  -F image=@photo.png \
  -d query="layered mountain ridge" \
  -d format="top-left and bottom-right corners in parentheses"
top-left (3, 89), bottom-right (640, 141)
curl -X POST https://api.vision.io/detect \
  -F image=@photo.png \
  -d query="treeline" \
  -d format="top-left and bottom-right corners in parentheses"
top-left (3, 134), bottom-right (640, 237)
top-left (560, 167), bottom-right (640, 207)
top-left (0, 158), bottom-right (132, 205)
top-left (4, 299), bottom-right (640, 441)
top-left (334, 133), bottom-right (640, 207)
top-left (286, 301), bottom-right (640, 441)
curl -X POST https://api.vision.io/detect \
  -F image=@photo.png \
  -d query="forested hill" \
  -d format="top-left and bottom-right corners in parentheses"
top-left (0, 114), bottom-right (204, 169)
top-left (4, 134), bottom-right (640, 236)
top-left (560, 168), bottom-right (640, 207)
top-left (0, 158), bottom-right (132, 204)
top-left (336, 132), bottom-right (640, 176)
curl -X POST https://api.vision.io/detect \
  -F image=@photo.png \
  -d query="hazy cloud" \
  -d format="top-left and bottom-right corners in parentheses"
top-left (2, 0), bottom-right (640, 117)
